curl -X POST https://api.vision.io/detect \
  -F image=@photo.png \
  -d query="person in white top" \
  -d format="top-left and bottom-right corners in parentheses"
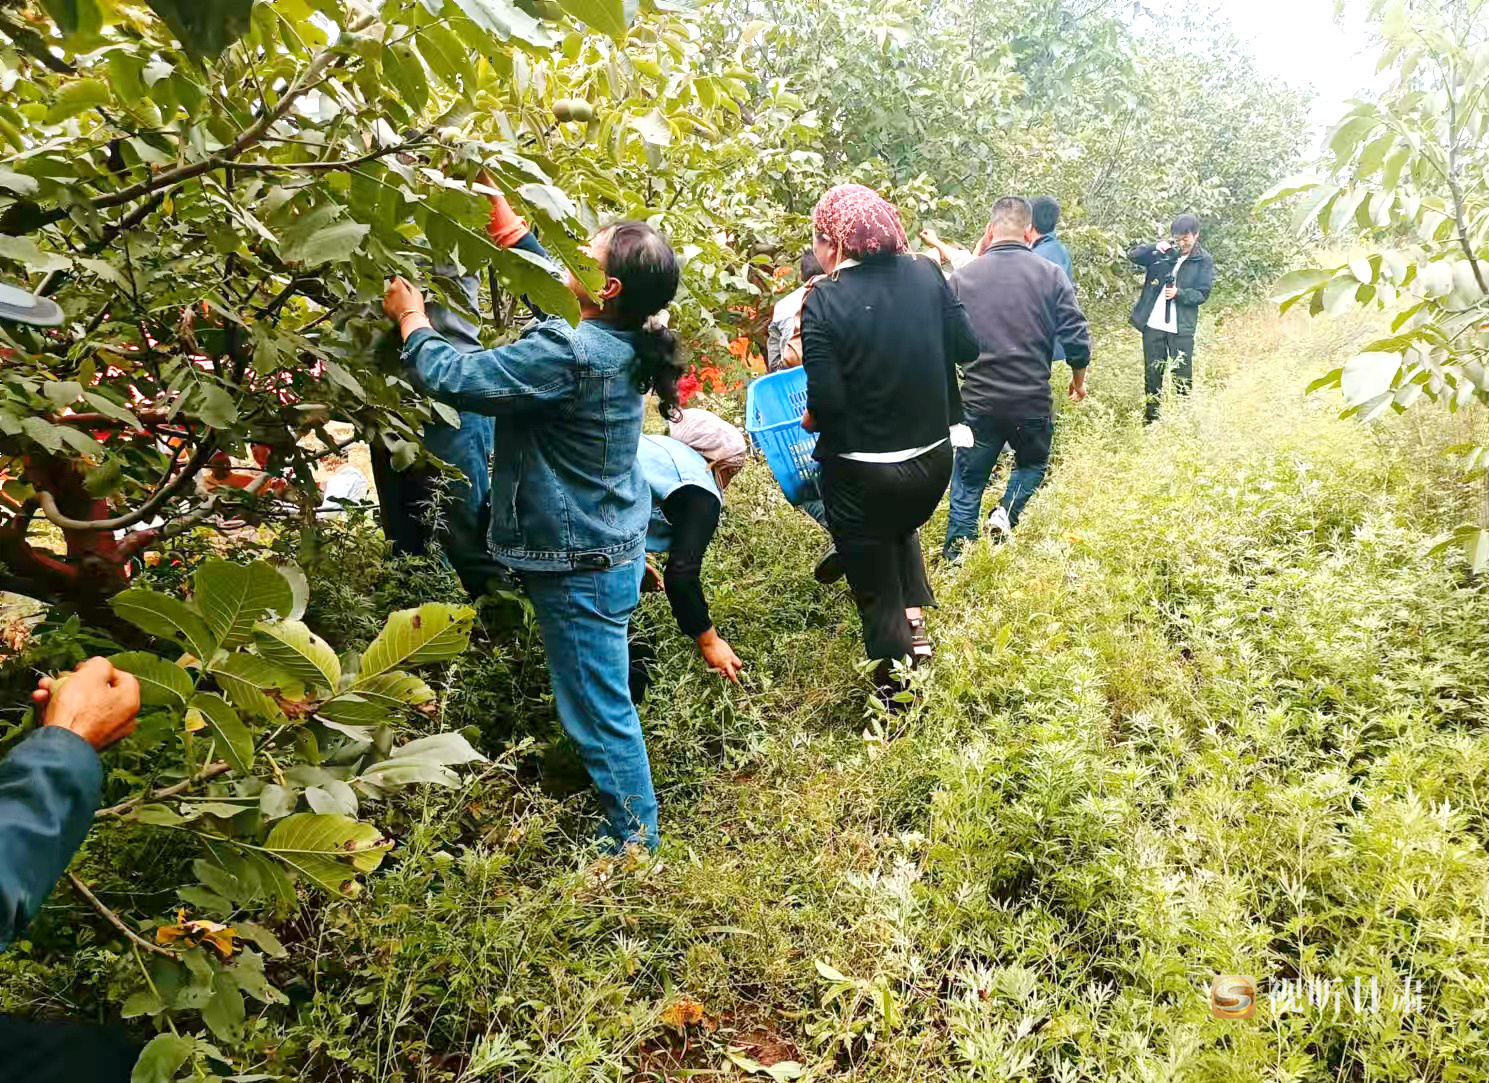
top-left (1128, 214), bottom-right (1215, 422)
top-left (766, 249), bottom-right (824, 371)
top-left (317, 455), bottom-right (371, 516)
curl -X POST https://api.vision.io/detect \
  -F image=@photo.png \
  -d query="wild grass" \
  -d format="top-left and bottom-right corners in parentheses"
top-left (10, 304), bottom-right (1489, 1082)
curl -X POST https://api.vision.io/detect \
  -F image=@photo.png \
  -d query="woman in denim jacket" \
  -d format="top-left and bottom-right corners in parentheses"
top-left (384, 216), bottom-right (682, 851)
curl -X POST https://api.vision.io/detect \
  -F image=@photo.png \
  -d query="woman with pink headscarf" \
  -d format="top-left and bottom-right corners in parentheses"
top-left (799, 184), bottom-right (979, 702)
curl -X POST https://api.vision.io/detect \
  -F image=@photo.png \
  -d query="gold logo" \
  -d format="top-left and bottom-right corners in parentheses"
top-left (1210, 975), bottom-right (1257, 1019)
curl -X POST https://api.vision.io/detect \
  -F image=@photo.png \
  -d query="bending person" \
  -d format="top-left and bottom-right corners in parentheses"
top-left (637, 422), bottom-right (745, 688)
top-left (384, 216), bottom-right (682, 852)
top-left (799, 184), bottom-right (979, 701)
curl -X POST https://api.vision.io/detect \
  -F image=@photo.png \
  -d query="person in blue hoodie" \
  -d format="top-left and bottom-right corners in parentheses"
top-left (384, 212), bottom-right (682, 851)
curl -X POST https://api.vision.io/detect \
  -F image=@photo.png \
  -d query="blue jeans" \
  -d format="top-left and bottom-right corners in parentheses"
top-left (523, 558), bottom-right (658, 850)
top-left (943, 414), bottom-right (1053, 558)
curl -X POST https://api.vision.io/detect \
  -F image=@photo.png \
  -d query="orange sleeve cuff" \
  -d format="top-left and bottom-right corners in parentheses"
top-left (487, 201), bottom-right (530, 248)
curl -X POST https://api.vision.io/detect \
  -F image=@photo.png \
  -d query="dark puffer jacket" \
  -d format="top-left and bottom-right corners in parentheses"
top-left (1129, 242), bottom-right (1215, 336)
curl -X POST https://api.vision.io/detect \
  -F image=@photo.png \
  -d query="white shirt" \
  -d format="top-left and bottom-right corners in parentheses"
top-left (317, 465), bottom-right (369, 515)
top-left (1146, 251), bottom-right (1188, 333)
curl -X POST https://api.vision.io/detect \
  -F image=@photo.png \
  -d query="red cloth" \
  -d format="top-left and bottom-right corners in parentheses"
top-left (811, 184), bottom-right (909, 261)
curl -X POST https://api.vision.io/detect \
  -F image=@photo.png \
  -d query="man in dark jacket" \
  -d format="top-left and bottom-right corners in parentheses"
top-left (0, 656), bottom-right (143, 1082)
top-left (943, 196), bottom-right (1092, 562)
top-left (1129, 213), bottom-right (1215, 422)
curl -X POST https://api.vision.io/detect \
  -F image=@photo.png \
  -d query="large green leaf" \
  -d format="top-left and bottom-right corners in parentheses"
top-left (143, 0), bottom-right (254, 58)
top-left (1341, 351), bottom-right (1401, 406)
top-left (448, 0), bottom-right (555, 46)
top-left (195, 560), bottom-right (295, 650)
top-left (210, 654), bottom-right (304, 722)
top-left (263, 813), bottom-right (390, 895)
top-left (110, 651), bottom-right (195, 708)
top-left (355, 604), bottom-right (475, 683)
top-left (253, 620), bottom-right (341, 692)
top-left (130, 1034), bottom-right (196, 1083)
top-left (353, 673), bottom-right (436, 706)
top-left (281, 221), bottom-right (370, 266)
top-left (110, 589), bottom-right (216, 662)
top-left (189, 693), bottom-right (254, 775)
top-left (37, 0), bottom-right (101, 36)
top-left (558, 0), bottom-right (628, 38)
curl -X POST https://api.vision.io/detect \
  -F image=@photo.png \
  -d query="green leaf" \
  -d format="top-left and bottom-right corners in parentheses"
top-left (0, 169), bottom-right (38, 197)
top-left (384, 43), bottom-right (430, 117)
top-left (281, 221), bottom-right (370, 266)
top-left (235, 922), bottom-right (288, 959)
top-left (110, 651), bottom-right (195, 708)
top-left (345, 672), bottom-right (434, 705)
top-left (359, 760), bottom-right (460, 788)
top-left (304, 781), bottom-right (359, 816)
top-left (1341, 351), bottom-right (1401, 406)
top-left (449, 0), bottom-right (555, 46)
top-left (355, 603), bottom-right (474, 683)
top-left (417, 24), bottom-right (476, 88)
top-left (189, 693), bottom-right (254, 774)
top-left (143, 0), bottom-right (254, 59)
top-left (193, 384), bottom-right (239, 429)
top-left (202, 974), bottom-right (245, 1043)
top-left (254, 619), bottom-right (340, 691)
top-left (44, 78), bottom-right (110, 124)
top-left (195, 559), bottom-right (295, 649)
top-left (317, 693), bottom-right (385, 729)
top-left (110, 589), bottom-right (217, 661)
top-left (37, 0), bottom-right (101, 37)
top-left (210, 653), bottom-right (303, 722)
top-left (558, 0), bottom-right (628, 37)
top-left (0, 235), bottom-right (70, 274)
top-left (392, 731), bottom-right (487, 766)
top-left (263, 813), bottom-right (390, 895)
top-left (630, 109), bottom-right (673, 147)
top-left (130, 1034), bottom-right (195, 1083)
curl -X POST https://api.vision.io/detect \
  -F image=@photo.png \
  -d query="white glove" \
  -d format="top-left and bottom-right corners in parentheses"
top-left (949, 424), bottom-right (975, 449)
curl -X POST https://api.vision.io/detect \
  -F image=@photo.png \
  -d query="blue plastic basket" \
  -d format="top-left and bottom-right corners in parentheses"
top-left (745, 367), bottom-right (819, 506)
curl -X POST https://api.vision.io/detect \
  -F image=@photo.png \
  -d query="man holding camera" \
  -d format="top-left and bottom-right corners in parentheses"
top-left (1129, 214), bottom-right (1214, 422)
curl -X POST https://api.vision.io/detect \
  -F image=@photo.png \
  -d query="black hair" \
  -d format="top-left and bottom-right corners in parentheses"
top-left (601, 221), bottom-right (684, 421)
top-left (1031, 195), bottom-right (1060, 235)
top-left (800, 248), bottom-right (823, 280)
top-left (1171, 213), bottom-right (1201, 236)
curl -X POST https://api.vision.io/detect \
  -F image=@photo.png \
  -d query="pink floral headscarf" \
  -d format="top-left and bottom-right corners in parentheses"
top-left (811, 184), bottom-right (910, 261)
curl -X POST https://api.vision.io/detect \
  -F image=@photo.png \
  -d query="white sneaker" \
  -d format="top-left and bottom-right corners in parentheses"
top-left (986, 505), bottom-right (1011, 536)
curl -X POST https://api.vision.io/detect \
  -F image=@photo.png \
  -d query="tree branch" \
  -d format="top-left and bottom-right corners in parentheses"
top-left (67, 871), bottom-right (180, 957)
top-left (34, 434), bottom-right (218, 533)
top-left (228, 138), bottom-right (429, 175)
top-left (1446, 91), bottom-right (1488, 295)
top-left (95, 761), bottom-right (234, 819)
top-left (2, 50), bottom-right (336, 237)
top-left (0, 11), bottom-right (76, 74)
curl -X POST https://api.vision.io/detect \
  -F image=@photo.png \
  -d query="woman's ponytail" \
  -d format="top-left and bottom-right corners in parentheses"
top-left (599, 221), bottom-right (684, 420)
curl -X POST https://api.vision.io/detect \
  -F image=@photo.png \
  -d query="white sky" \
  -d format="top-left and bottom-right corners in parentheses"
top-left (1208, 0), bottom-right (1383, 146)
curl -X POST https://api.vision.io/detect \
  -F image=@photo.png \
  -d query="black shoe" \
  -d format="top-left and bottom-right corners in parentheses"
top-left (814, 547), bottom-right (844, 585)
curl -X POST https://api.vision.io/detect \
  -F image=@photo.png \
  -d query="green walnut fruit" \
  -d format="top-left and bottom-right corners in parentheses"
top-left (552, 98), bottom-right (594, 124)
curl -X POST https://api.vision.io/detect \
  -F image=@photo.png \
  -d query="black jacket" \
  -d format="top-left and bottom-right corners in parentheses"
top-left (949, 241), bottom-right (1092, 419)
top-left (801, 254), bottom-right (978, 460)
top-left (1129, 241), bottom-right (1214, 336)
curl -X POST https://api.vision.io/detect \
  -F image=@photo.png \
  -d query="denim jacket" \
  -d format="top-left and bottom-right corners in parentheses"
top-left (402, 319), bottom-right (648, 573)
top-left (1, 727), bottom-right (102, 951)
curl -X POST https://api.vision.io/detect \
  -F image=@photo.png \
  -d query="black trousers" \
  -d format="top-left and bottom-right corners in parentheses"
top-left (0, 1016), bottom-right (139, 1082)
top-left (819, 443), bottom-right (953, 679)
top-left (1141, 328), bottom-right (1194, 421)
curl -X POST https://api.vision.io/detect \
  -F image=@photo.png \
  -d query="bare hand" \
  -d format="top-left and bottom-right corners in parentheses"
top-left (697, 631), bottom-right (744, 684)
top-left (641, 559), bottom-right (664, 593)
top-left (1068, 379), bottom-right (1088, 403)
top-left (919, 227), bottom-right (940, 244)
top-left (1164, 285), bottom-right (1178, 300)
top-left (383, 276), bottom-right (426, 323)
top-left (33, 657), bottom-right (140, 752)
top-left (1157, 239), bottom-right (1174, 253)
top-left (801, 408), bottom-right (817, 433)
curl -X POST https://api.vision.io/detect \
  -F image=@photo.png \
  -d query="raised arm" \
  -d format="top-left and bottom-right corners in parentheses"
top-left (399, 321), bottom-right (578, 418)
top-left (1129, 242), bottom-right (1163, 269)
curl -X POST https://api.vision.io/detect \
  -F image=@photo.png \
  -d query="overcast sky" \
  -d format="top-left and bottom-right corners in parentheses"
top-left (1209, 0), bottom-right (1383, 145)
